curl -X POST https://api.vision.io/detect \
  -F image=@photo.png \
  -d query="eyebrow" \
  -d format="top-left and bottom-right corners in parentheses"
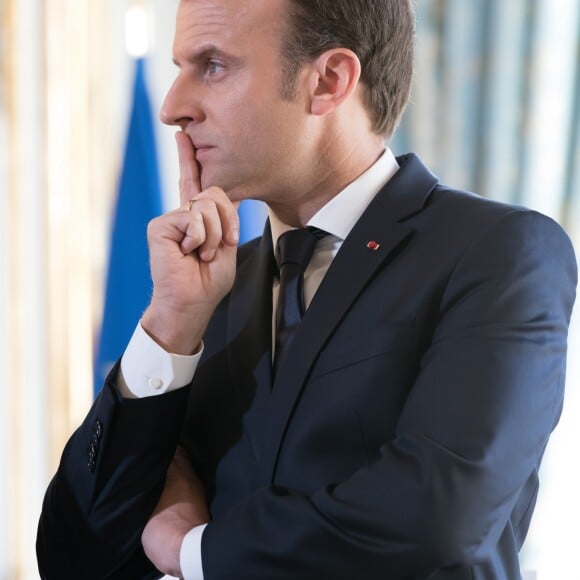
top-left (172, 45), bottom-right (236, 68)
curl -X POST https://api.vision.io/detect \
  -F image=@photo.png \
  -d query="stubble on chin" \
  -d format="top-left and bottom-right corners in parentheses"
top-left (198, 168), bottom-right (239, 202)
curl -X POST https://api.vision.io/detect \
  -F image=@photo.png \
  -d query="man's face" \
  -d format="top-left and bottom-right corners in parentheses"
top-left (162, 0), bottom-right (313, 203)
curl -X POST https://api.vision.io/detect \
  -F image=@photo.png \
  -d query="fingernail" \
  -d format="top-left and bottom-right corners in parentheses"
top-left (231, 228), bottom-right (239, 243)
top-left (202, 249), bottom-right (215, 261)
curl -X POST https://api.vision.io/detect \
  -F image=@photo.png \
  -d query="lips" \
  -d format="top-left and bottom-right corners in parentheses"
top-left (183, 128), bottom-right (213, 153)
top-left (194, 145), bottom-right (215, 160)
top-left (184, 126), bottom-right (215, 160)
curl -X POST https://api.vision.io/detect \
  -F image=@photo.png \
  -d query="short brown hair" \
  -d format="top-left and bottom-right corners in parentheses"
top-left (282, 0), bottom-right (415, 137)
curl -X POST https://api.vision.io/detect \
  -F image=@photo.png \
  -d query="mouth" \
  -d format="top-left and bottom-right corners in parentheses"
top-left (194, 145), bottom-right (215, 161)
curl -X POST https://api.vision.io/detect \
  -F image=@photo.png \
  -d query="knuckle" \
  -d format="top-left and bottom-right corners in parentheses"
top-left (206, 186), bottom-right (224, 196)
top-left (200, 186), bottom-right (227, 202)
top-left (187, 226), bottom-right (205, 246)
top-left (147, 216), bottom-right (162, 236)
top-left (192, 196), bottom-right (210, 208)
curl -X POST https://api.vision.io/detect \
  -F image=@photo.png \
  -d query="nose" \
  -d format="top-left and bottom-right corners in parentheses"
top-left (160, 74), bottom-right (203, 129)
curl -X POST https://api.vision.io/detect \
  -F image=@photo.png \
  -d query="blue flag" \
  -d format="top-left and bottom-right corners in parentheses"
top-left (94, 58), bottom-right (163, 396)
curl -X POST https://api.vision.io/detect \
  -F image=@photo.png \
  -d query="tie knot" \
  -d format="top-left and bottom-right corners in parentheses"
top-left (277, 227), bottom-right (326, 271)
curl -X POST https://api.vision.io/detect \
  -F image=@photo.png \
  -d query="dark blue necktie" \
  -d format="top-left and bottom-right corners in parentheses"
top-left (273, 227), bottom-right (326, 376)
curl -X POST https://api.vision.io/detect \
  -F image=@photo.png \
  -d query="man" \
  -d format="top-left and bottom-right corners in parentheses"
top-left (37, 0), bottom-right (577, 578)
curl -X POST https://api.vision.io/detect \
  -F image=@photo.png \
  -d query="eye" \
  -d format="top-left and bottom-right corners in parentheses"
top-left (207, 60), bottom-right (225, 76)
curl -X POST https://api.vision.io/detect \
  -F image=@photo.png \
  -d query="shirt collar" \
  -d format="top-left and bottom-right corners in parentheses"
top-left (269, 148), bottom-right (399, 252)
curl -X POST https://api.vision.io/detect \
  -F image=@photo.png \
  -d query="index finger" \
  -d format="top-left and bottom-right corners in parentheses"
top-left (176, 131), bottom-right (202, 206)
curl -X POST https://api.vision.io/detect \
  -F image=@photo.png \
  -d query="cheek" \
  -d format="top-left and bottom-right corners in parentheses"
top-left (214, 98), bottom-right (263, 152)
top-left (227, 107), bottom-right (286, 161)
top-left (254, 105), bottom-right (304, 152)
top-left (211, 87), bottom-right (308, 185)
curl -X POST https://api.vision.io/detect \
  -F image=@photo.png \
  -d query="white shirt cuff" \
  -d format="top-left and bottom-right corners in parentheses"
top-left (119, 322), bottom-right (203, 398)
top-left (180, 524), bottom-right (207, 579)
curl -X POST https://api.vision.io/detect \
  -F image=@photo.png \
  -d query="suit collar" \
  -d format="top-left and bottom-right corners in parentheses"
top-left (379, 153), bottom-right (439, 221)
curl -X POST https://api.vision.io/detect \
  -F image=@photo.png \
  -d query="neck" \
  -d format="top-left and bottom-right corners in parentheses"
top-left (268, 138), bottom-right (385, 227)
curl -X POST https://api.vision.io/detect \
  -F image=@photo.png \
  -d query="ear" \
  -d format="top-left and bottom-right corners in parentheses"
top-left (308, 48), bottom-right (362, 117)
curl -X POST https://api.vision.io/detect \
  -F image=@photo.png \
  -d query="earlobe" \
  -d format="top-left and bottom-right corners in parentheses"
top-left (309, 49), bottom-right (361, 117)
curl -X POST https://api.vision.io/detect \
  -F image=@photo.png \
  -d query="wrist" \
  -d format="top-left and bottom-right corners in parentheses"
top-left (142, 511), bottom-right (193, 577)
top-left (141, 304), bottom-right (206, 355)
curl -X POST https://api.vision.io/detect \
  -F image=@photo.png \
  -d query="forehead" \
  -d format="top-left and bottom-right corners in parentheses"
top-left (175, 0), bottom-right (289, 47)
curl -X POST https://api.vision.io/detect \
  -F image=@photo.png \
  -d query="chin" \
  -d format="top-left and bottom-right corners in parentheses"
top-left (199, 168), bottom-right (254, 203)
top-left (200, 170), bottom-right (232, 195)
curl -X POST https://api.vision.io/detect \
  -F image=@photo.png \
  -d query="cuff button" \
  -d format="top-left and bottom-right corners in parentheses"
top-left (148, 376), bottom-right (164, 390)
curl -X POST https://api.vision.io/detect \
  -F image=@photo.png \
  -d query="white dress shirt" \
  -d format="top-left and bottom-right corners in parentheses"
top-left (119, 148), bottom-right (399, 579)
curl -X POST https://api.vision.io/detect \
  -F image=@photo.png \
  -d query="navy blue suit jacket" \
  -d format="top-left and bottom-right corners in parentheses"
top-left (37, 154), bottom-right (577, 579)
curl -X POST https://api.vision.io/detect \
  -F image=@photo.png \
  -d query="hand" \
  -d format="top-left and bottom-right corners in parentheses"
top-left (142, 446), bottom-right (210, 576)
top-left (141, 131), bottom-right (240, 354)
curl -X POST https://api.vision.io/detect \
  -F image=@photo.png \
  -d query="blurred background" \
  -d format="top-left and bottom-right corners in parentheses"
top-left (0, 0), bottom-right (578, 577)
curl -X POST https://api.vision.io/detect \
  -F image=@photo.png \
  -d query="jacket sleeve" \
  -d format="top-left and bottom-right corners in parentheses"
top-left (199, 210), bottom-right (577, 579)
top-left (36, 366), bottom-right (190, 579)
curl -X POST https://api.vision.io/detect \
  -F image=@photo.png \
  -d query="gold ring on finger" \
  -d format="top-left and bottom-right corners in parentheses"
top-left (184, 198), bottom-right (196, 212)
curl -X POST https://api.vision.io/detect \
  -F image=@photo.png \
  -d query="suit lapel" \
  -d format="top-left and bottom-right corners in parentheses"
top-left (258, 153), bottom-right (439, 483)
